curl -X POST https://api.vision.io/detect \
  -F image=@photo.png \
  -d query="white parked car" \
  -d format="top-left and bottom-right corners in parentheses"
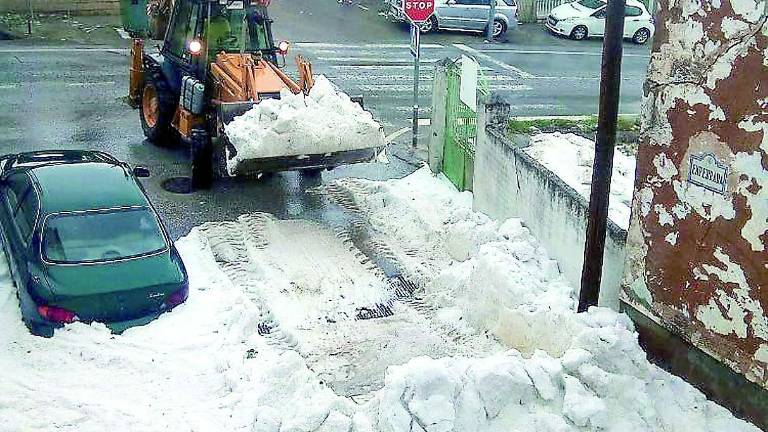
top-left (546, 0), bottom-right (655, 44)
top-left (388, 0), bottom-right (519, 38)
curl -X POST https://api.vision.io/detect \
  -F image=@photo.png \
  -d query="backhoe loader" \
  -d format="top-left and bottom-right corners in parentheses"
top-left (129, 0), bottom-right (383, 189)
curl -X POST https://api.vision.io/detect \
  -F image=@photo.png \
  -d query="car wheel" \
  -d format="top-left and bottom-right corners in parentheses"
top-left (492, 19), bottom-right (507, 38)
top-left (140, 70), bottom-right (177, 146)
top-left (632, 28), bottom-right (651, 44)
top-left (418, 16), bottom-right (438, 34)
top-left (570, 25), bottom-right (588, 41)
top-left (26, 320), bottom-right (54, 338)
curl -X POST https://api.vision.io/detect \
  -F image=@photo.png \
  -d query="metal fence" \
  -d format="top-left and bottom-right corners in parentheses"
top-left (441, 60), bottom-right (489, 191)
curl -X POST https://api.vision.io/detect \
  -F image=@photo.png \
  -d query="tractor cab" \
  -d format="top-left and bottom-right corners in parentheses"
top-left (160, 0), bottom-right (279, 88)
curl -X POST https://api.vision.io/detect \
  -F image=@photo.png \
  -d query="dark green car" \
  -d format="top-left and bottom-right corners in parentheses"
top-left (0, 151), bottom-right (188, 337)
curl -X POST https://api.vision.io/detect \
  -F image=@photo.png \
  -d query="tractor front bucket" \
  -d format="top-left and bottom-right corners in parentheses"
top-left (218, 101), bottom-right (383, 177)
top-left (219, 101), bottom-right (259, 125)
top-left (224, 145), bottom-right (383, 177)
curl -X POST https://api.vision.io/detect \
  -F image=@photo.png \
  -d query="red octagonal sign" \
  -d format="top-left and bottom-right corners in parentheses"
top-left (402, 0), bottom-right (435, 23)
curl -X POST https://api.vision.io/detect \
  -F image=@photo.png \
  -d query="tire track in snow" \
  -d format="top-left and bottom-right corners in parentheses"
top-left (196, 211), bottom-right (502, 400)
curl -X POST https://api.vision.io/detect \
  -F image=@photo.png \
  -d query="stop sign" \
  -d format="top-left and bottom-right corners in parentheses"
top-left (402, 0), bottom-right (435, 23)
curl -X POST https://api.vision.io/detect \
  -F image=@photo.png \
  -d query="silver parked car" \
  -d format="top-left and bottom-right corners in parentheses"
top-left (388, 0), bottom-right (519, 38)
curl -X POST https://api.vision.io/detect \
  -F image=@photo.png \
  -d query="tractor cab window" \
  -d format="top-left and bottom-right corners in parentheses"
top-left (167, 1), bottom-right (200, 60)
top-left (204, 5), bottom-right (272, 60)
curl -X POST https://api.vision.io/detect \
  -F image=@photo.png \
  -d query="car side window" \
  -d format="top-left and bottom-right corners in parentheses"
top-left (16, 186), bottom-right (39, 242)
top-left (3, 173), bottom-right (26, 214)
top-left (625, 6), bottom-right (643, 16)
top-left (2, 173), bottom-right (34, 243)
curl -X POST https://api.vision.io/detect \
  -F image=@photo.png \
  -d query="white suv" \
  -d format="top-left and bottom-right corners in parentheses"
top-left (546, 0), bottom-right (655, 44)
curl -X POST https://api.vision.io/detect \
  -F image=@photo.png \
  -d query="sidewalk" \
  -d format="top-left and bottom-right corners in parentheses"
top-left (0, 13), bottom-right (126, 46)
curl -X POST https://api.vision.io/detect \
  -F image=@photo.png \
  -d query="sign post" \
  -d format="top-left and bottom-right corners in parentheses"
top-left (485, 0), bottom-right (497, 42)
top-left (402, 0), bottom-right (435, 148)
top-left (410, 23), bottom-right (420, 148)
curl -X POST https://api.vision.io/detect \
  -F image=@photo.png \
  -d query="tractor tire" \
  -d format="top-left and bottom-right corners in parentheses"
top-left (191, 128), bottom-right (214, 190)
top-left (140, 70), bottom-right (177, 146)
top-left (303, 168), bottom-right (324, 178)
top-left (570, 25), bottom-right (588, 41)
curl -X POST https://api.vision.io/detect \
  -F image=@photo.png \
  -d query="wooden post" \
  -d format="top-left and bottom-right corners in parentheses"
top-left (578, 0), bottom-right (626, 312)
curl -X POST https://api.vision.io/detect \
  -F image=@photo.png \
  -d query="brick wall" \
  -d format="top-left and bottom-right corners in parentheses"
top-left (0, 0), bottom-right (120, 14)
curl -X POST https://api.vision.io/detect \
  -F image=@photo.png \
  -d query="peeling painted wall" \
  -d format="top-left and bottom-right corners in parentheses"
top-left (623, 0), bottom-right (768, 388)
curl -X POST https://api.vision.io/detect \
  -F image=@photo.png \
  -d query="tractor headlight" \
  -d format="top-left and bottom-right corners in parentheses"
top-left (189, 39), bottom-right (203, 56)
top-left (277, 40), bottom-right (290, 56)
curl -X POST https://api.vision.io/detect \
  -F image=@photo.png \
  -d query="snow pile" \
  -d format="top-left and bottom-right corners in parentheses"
top-left (324, 166), bottom-right (760, 432)
top-left (0, 232), bottom-right (358, 432)
top-left (367, 310), bottom-right (755, 432)
top-left (524, 133), bottom-right (636, 229)
top-left (224, 75), bottom-right (385, 172)
top-left (0, 165), bottom-right (760, 432)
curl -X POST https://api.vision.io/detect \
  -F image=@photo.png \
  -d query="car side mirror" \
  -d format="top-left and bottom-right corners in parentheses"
top-left (133, 166), bottom-right (151, 178)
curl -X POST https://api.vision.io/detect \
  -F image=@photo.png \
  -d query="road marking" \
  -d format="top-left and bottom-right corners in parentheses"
top-left (453, 43), bottom-right (536, 79)
top-left (295, 42), bottom-right (444, 49)
top-left (316, 56), bottom-right (440, 64)
top-left (385, 127), bottom-right (410, 143)
top-left (329, 64), bottom-right (496, 72)
top-left (0, 84), bottom-right (18, 90)
top-left (66, 81), bottom-right (117, 87)
top-left (0, 48), bottom-right (128, 54)
top-left (476, 48), bottom-right (651, 58)
top-left (406, 118), bottom-right (432, 126)
top-left (114, 27), bottom-right (132, 40)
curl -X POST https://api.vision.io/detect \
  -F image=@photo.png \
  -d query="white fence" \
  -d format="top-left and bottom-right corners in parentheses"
top-left (535, 0), bottom-right (569, 20)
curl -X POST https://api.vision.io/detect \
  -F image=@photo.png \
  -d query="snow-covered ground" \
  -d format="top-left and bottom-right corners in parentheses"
top-left (524, 133), bottom-right (636, 229)
top-left (224, 75), bottom-right (385, 174)
top-left (0, 167), bottom-right (759, 432)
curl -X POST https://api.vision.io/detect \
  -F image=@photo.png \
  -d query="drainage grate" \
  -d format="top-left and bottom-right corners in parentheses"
top-left (258, 322), bottom-right (273, 336)
top-left (390, 275), bottom-right (418, 299)
top-left (355, 304), bottom-right (395, 320)
top-left (355, 275), bottom-right (420, 321)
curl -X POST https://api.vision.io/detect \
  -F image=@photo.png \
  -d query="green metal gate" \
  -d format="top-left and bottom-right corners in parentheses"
top-left (441, 60), bottom-right (489, 191)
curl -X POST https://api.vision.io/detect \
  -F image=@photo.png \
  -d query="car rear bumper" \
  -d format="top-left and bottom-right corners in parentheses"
top-left (105, 311), bottom-right (164, 334)
top-left (22, 288), bottom-right (187, 337)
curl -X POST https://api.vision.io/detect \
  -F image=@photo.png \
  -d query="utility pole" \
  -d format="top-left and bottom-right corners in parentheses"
top-left (578, 0), bottom-right (626, 312)
top-left (27, 0), bottom-right (34, 35)
top-left (485, 0), bottom-right (497, 42)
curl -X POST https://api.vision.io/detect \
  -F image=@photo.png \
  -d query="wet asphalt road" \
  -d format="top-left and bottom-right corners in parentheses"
top-left (0, 0), bottom-right (651, 239)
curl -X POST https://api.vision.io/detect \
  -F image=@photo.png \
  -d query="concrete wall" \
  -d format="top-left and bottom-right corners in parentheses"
top-left (473, 98), bottom-right (627, 310)
top-left (0, 0), bottom-right (119, 14)
top-left (623, 0), bottom-right (768, 390)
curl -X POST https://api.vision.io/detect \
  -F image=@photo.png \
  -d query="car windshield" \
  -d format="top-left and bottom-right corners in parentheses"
top-left (577, 0), bottom-right (606, 9)
top-left (42, 207), bottom-right (168, 264)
